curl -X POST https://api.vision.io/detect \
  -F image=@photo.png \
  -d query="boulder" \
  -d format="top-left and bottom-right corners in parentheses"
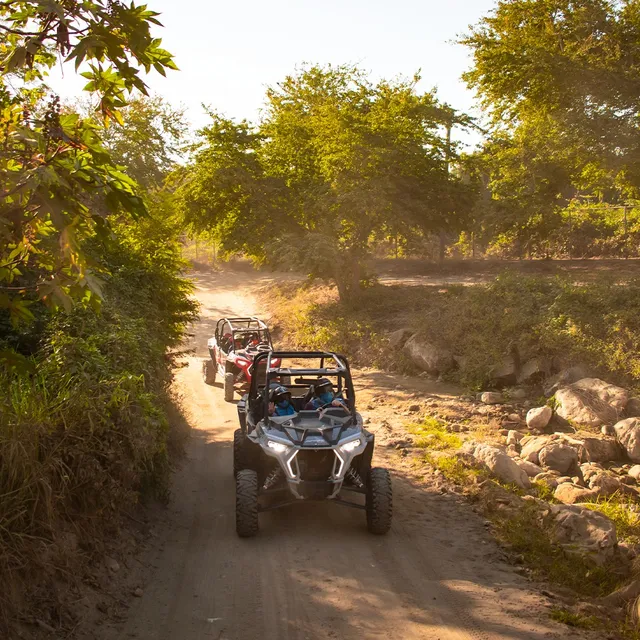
top-left (580, 463), bottom-right (605, 483)
top-left (506, 430), bottom-right (525, 446)
top-left (403, 336), bottom-right (454, 375)
top-left (578, 436), bottom-right (622, 463)
top-left (489, 356), bottom-right (518, 387)
top-left (472, 444), bottom-right (531, 489)
top-left (481, 392), bottom-right (504, 405)
top-left (520, 435), bottom-right (552, 464)
top-left (544, 366), bottom-right (588, 397)
top-left (614, 418), bottom-right (640, 463)
top-left (515, 459), bottom-right (544, 477)
top-left (601, 424), bottom-right (616, 437)
top-left (588, 472), bottom-right (622, 496)
top-left (526, 406), bottom-right (553, 431)
top-left (555, 378), bottom-right (629, 428)
top-left (509, 388), bottom-right (528, 401)
top-left (518, 357), bottom-right (551, 384)
top-left (545, 503), bottom-right (617, 565)
top-left (628, 465), bottom-right (640, 481)
top-left (388, 328), bottom-right (413, 349)
top-left (539, 442), bottom-right (579, 474)
top-left (626, 397), bottom-right (640, 418)
top-left (554, 483), bottom-right (600, 505)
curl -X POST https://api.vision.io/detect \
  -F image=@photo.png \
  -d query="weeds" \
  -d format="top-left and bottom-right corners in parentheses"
top-left (408, 417), bottom-right (462, 450)
top-left (550, 608), bottom-right (599, 629)
top-left (583, 494), bottom-right (640, 544)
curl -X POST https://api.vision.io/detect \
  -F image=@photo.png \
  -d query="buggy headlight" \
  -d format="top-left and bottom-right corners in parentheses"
top-left (267, 440), bottom-right (290, 454)
top-left (340, 438), bottom-right (362, 453)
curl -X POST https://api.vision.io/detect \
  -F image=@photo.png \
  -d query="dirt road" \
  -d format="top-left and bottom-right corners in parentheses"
top-left (103, 269), bottom-right (580, 640)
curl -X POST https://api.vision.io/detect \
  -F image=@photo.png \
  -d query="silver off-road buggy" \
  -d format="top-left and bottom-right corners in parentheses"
top-left (234, 351), bottom-right (392, 537)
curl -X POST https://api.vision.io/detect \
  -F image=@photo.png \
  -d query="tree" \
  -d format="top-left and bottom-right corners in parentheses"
top-left (0, 1), bottom-right (177, 325)
top-left (101, 95), bottom-right (188, 191)
top-left (178, 65), bottom-right (473, 300)
top-left (460, 0), bottom-right (640, 252)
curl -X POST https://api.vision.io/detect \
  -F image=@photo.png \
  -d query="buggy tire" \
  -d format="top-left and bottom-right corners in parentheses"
top-left (224, 372), bottom-right (235, 402)
top-left (236, 469), bottom-right (259, 537)
top-left (233, 429), bottom-right (250, 476)
top-left (202, 358), bottom-right (216, 385)
top-left (366, 467), bottom-right (392, 535)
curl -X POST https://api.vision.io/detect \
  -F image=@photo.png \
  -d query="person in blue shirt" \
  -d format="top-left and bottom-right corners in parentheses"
top-left (269, 385), bottom-right (296, 416)
top-left (305, 378), bottom-right (348, 411)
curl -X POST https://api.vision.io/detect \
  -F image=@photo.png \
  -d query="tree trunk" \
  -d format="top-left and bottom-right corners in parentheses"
top-left (439, 231), bottom-right (446, 264)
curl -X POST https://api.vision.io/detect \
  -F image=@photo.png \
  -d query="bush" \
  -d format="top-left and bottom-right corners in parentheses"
top-left (263, 271), bottom-right (640, 392)
top-left (0, 213), bottom-right (198, 628)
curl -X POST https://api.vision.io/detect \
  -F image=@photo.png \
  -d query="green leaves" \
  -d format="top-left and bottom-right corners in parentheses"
top-left (0, 2), bottom-right (177, 325)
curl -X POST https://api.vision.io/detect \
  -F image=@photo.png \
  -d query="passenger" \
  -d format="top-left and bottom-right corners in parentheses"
top-left (305, 378), bottom-right (348, 411)
top-left (269, 385), bottom-right (296, 416)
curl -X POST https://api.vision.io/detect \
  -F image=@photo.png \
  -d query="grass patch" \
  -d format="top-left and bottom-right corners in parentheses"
top-left (583, 493), bottom-right (640, 544)
top-left (408, 416), bottom-right (462, 450)
top-left (550, 608), bottom-right (599, 629)
top-left (425, 453), bottom-right (483, 484)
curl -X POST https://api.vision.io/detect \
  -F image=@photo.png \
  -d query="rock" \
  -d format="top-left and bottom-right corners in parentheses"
top-left (506, 430), bottom-right (525, 446)
top-left (133, 587), bottom-right (144, 598)
top-left (507, 413), bottom-right (521, 422)
top-left (534, 472), bottom-right (560, 488)
top-left (621, 475), bottom-right (637, 486)
top-left (571, 476), bottom-right (585, 487)
top-left (578, 436), bottom-right (622, 463)
top-left (628, 465), bottom-right (640, 480)
top-left (489, 356), bottom-right (518, 387)
top-left (407, 404), bottom-right (420, 413)
top-left (580, 462), bottom-right (604, 483)
top-left (510, 388), bottom-right (528, 401)
top-left (472, 444), bottom-right (531, 489)
top-left (520, 435), bottom-right (552, 464)
top-left (544, 366), bottom-right (588, 397)
top-left (601, 424), bottom-right (616, 436)
top-left (588, 471), bottom-right (622, 496)
top-left (403, 336), bottom-right (454, 375)
top-left (626, 397), bottom-right (640, 418)
top-left (518, 357), bottom-right (550, 384)
top-left (614, 418), bottom-right (640, 462)
top-left (389, 328), bottom-right (413, 349)
top-left (515, 459), bottom-right (544, 477)
top-left (545, 503), bottom-right (617, 565)
top-left (539, 442), bottom-right (579, 474)
top-left (556, 476), bottom-right (573, 484)
top-left (481, 392), bottom-right (504, 405)
top-left (554, 483), bottom-right (599, 505)
top-left (506, 444), bottom-right (519, 457)
top-left (555, 378), bottom-right (629, 428)
top-left (104, 557), bottom-right (120, 573)
top-left (526, 406), bottom-right (553, 431)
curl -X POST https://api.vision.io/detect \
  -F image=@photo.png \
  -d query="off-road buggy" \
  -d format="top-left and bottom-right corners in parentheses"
top-left (233, 351), bottom-right (392, 537)
top-left (202, 317), bottom-right (282, 402)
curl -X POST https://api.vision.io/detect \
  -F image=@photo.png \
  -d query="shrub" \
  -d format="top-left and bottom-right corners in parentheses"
top-left (0, 214), bottom-right (198, 628)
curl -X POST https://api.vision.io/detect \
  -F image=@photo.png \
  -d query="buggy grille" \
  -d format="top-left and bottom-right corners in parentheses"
top-left (295, 450), bottom-right (336, 481)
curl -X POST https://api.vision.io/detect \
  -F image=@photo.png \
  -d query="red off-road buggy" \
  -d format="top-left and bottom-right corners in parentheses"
top-left (202, 317), bottom-right (284, 402)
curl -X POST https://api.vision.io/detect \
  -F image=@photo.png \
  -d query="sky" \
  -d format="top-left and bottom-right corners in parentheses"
top-left (47, 0), bottom-right (497, 147)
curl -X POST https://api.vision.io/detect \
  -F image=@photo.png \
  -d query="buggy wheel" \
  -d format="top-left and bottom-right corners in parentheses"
top-left (236, 469), bottom-right (259, 537)
top-left (224, 372), bottom-right (235, 402)
top-left (366, 468), bottom-right (392, 535)
top-left (233, 429), bottom-right (250, 476)
top-left (202, 358), bottom-right (216, 385)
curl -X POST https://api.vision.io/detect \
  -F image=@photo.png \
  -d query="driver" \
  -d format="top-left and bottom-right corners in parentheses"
top-left (305, 378), bottom-right (348, 411)
top-left (269, 385), bottom-right (296, 416)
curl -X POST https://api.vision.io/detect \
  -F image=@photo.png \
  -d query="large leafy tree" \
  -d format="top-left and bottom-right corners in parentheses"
top-left (0, 1), bottom-right (177, 324)
top-left (178, 65), bottom-right (473, 299)
top-left (461, 0), bottom-right (640, 251)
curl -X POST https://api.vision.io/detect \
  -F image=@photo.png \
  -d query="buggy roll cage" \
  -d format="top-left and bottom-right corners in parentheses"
top-left (248, 351), bottom-right (356, 421)
top-left (215, 317), bottom-right (273, 352)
